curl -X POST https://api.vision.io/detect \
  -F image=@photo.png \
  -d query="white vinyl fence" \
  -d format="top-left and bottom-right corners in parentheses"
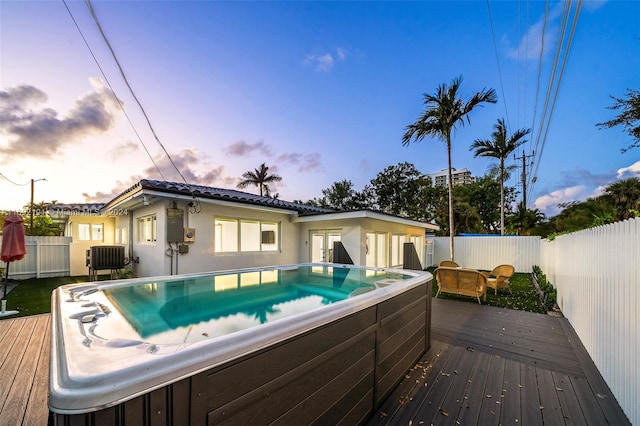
top-left (540, 218), bottom-right (639, 425)
top-left (431, 236), bottom-right (540, 272)
top-left (0, 236), bottom-right (71, 279)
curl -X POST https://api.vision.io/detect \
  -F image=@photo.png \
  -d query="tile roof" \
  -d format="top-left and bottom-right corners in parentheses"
top-left (133, 179), bottom-right (334, 215)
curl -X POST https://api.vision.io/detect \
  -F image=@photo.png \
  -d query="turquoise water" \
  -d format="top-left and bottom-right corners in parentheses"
top-left (97, 266), bottom-right (409, 342)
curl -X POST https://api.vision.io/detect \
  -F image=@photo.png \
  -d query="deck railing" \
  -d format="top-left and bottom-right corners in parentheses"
top-left (432, 219), bottom-right (639, 425)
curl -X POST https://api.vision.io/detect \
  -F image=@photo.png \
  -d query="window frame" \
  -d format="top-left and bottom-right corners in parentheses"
top-left (137, 214), bottom-right (157, 244)
top-left (214, 217), bottom-right (280, 254)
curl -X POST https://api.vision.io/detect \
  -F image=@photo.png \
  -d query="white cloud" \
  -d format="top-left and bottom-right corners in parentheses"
top-left (505, 3), bottom-right (563, 60)
top-left (0, 78), bottom-right (120, 160)
top-left (534, 185), bottom-right (587, 215)
top-left (616, 160), bottom-right (640, 179)
top-left (303, 48), bottom-right (346, 72)
top-left (583, 0), bottom-right (608, 11)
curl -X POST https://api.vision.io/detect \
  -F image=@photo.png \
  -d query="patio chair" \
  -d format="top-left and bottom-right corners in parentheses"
top-left (482, 264), bottom-right (515, 295)
top-left (435, 267), bottom-right (487, 304)
top-left (439, 260), bottom-right (460, 268)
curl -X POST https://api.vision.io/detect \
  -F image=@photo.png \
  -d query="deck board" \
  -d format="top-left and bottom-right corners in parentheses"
top-left (368, 298), bottom-right (630, 426)
top-left (0, 296), bottom-right (631, 426)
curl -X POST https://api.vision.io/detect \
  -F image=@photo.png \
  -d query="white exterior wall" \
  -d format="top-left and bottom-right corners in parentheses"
top-left (130, 203), bottom-right (167, 278)
top-left (174, 201), bottom-right (300, 274)
top-left (67, 215), bottom-right (117, 276)
top-left (128, 200), bottom-right (301, 277)
top-left (297, 217), bottom-right (426, 267)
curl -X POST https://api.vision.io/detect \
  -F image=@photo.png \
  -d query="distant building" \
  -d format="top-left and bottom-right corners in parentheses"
top-left (428, 168), bottom-right (473, 187)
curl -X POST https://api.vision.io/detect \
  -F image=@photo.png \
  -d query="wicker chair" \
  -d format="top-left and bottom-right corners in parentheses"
top-left (435, 267), bottom-right (487, 304)
top-left (482, 264), bottom-right (515, 295)
top-left (439, 260), bottom-right (460, 268)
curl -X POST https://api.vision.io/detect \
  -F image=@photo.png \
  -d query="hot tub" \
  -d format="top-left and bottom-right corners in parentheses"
top-left (50, 263), bottom-right (432, 425)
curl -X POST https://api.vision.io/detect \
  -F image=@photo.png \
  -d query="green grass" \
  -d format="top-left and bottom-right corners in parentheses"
top-left (427, 267), bottom-right (546, 313)
top-left (2, 276), bottom-right (96, 318)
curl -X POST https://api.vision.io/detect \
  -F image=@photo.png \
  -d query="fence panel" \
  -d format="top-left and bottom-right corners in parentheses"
top-left (0, 236), bottom-right (71, 279)
top-left (432, 236), bottom-right (540, 272)
top-left (540, 218), bottom-right (639, 425)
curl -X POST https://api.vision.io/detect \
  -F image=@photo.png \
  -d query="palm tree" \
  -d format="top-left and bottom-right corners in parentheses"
top-left (237, 163), bottom-right (282, 197)
top-left (470, 118), bottom-right (530, 235)
top-left (603, 177), bottom-right (640, 220)
top-left (403, 76), bottom-right (497, 261)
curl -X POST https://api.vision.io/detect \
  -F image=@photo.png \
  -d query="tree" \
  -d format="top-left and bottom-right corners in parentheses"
top-left (457, 174), bottom-right (513, 233)
top-left (22, 200), bottom-right (62, 236)
top-left (313, 180), bottom-right (373, 210)
top-left (470, 118), bottom-right (530, 235)
top-left (402, 76), bottom-right (497, 260)
top-left (236, 163), bottom-right (282, 197)
top-left (369, 162), bottom-right (430, 218)
top-left (603, 177), bottom-right (640, 220)
top-left (597, 88), bottom-right (640, 152)
top-left (506, 205), bottom-right (546, 236)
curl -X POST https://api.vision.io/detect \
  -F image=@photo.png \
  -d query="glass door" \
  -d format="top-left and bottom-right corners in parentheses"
top-left (365, 232), bottom-right (388, 268)
top-left (310, 230), bottom-right (341, 263)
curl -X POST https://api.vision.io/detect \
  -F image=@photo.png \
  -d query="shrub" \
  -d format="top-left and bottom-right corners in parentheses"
top-left (532, 265), bottom-right (557, 311)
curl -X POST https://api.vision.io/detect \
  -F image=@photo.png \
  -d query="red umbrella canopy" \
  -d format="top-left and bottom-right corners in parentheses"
top-left (1, 212), bottom-right (27, 263)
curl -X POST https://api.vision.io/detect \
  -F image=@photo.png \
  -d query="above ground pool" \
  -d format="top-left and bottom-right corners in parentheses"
top-left (50, 263), bottom-right (432, 425)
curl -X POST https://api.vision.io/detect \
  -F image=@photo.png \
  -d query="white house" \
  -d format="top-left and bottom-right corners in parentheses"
top-left (50, 180), bottom-right (438, 278)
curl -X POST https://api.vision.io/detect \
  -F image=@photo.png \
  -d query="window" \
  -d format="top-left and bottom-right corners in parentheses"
top-left (137, 215), bottom-right (157, 243)
top-left (391, 234), bottom-right (407, 267)
top-left (214, 218), bottom-right (238, 252)
top-left (77, 223), bottom-right (103, 241)
top-left (91, 224), bottom-right (103, 241)
top-left (365, 232), bottom-right (388, 268)
top-left (214, 218), bottom-right (279, 253)
top-left (78, 224), bottom-right (90, 241)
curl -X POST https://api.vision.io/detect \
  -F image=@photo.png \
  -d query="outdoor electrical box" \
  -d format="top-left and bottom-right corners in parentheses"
top-left (167, 208), bottom-right (184, 243)
top-left (184, 227), bottom-right (196, 242)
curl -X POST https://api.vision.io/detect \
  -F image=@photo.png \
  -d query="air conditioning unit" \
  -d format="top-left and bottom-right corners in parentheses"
top-left (88, 246), bottom-right (126, 270)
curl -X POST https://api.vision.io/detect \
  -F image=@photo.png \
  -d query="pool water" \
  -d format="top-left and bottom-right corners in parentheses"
top-left (82, 265), bottom-right (408, 345)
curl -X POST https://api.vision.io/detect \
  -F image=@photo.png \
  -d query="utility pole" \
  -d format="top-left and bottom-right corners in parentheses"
top-left (515, 150), bottom-right (535, 209)
top-left (30, 179), bottom-right (34, 234)
top-left (30, 178), bottom-right (46, 235)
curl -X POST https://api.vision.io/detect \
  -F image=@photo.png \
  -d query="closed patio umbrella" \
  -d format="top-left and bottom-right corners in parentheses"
top-left (1, 212), bottom-right (27, 301)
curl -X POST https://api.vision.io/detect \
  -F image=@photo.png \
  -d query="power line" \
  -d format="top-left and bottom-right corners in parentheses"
top-left (62, 0), bottom-right (166, 180)
top-left (66, 0), bottom-right (202, 212)
top-left (529, 0), bottom-right (548, 158)
top-left (486, 0), bottom-right (511, 130)
top-left (84, 0), bottom-right (189, 184)
top-left (0, 172), bottom-right (30, 186)
top-left (527, 0), bottom-right (582, 203)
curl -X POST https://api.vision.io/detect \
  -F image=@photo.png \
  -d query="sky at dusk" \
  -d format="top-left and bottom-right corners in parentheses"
top-left (1, 0), bottom-right (639, 217)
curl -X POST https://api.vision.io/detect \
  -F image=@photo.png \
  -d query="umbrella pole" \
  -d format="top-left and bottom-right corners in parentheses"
top-left (2, 262), bottom-right (8, 301)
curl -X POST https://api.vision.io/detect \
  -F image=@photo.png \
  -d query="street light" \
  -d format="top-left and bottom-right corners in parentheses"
top-left (30, 178), bottom-right (46, 234)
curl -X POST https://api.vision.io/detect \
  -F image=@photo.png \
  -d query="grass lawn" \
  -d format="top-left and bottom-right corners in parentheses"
top-left (1, 275), bottom-right (100, 318)
top-left (427, 267), bottom-right (546, 314)
top-left (2, 269), bottom-right (546, 320)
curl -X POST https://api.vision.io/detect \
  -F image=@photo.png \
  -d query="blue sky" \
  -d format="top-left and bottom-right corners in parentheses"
top-left (1, 0), bottom-right (639, 217)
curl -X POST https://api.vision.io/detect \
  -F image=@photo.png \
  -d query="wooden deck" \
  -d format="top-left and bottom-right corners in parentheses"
top-left (0, 299), bottom-right (630, 425)
top-left (0, 314), bottom-right (51, 426)
top-left (369, 298), bottom-right (630, 425)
